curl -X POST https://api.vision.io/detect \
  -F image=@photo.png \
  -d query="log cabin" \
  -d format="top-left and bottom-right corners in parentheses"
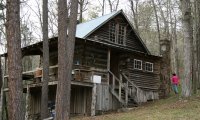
top-left (2, 10), bottom-right (163, 119)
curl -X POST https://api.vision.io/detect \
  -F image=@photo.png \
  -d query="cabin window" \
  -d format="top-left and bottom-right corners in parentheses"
top-left (145, 62), bottom-right (153, 72)
top-left (134, 59), bottom-right (142, 70)
top-left (118, 24), bottom-right (125, 44)
top-left (109, 22), bottom-right (116, 43)
top-left (109, 22), bottom-right (126, 45)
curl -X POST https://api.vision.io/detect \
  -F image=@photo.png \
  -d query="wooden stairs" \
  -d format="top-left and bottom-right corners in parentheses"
top-left (108, 70), bottom-right (141, 107)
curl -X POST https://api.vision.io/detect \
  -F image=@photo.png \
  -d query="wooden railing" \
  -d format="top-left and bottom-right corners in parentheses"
top-left (121, 73), bottom-right (139, 103)
top-left (3, 65), bottom-right (108, 88)
top-left (108, 70), bottom-right (128, 107)
top-left (73, 67), bottom-right (108, 83)
top-left (108, 70), bottom-right (141, 107)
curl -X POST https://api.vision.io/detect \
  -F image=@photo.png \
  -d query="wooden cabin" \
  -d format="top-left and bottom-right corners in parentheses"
top-left (2, 10), bottom-right (162, 119)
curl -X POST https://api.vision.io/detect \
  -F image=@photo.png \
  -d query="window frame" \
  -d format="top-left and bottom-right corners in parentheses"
top-left (145, 62), bottom-right (153, 72)
top-left (134, 59), bottom-right (142, 70)
top-left (109, 22), bottom-right (116, 43)
top-left (109, 22), bottom-right (126, 45)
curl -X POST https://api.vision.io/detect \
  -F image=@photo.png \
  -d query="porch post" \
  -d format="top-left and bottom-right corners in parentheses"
top-left (91, 83), bottom-right (97, 116)
top-left (119, 74), bottom-right (122, 101)
top-left (0, 56), bottom-right (5, 120)
top-left (25, 85), bottom-right (30, 120)
top-left (107, 49), bottom-right (110, 84)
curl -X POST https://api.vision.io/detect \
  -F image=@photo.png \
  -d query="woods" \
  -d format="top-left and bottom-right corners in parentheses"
top-left (1, 0), bottom-right (200, 119)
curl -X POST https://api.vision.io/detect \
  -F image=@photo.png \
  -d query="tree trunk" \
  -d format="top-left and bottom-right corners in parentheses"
top-left (41, 0), bottom-right (49, 119)
top-left (180, 0), bottom-right (193, 97)
top-left (6, 0), bottom-right (24, 119)
top-left (108, 0), bottom-right (119, 12)
top-left (102, 0), bottom-right (105, 15)
top-left (0, 58), bottom-right (2, 95)
top-left (55, 0), bottom-right (68, 118)
top-left (196, 0), bottom-right (200, 89)
top-left (129, 0), bottom-right (139, 32)
top-left (169, 1), bottom-right (178, 76)
top-left (192, 0), bottom-right (198, 94)
top-left (0, 57), bottom-right (3, 120)
top-left (108, 0), bottom-right (113, 12)
top-left (152, 0), bottom-right (161, 53)
top-left (157, 0), bottom-right (170, 39)
top-left (55, 0), bottom-right (78, 119)
top-left (79, 0), bottom-right (83, 23)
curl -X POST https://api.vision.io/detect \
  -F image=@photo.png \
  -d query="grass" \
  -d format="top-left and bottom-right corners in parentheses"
top-left (72, 94), bottom-right (200, 120)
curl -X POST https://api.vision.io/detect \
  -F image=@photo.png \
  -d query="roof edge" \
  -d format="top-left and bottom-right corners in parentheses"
top-left (83, 10), bottom-right (122, 39)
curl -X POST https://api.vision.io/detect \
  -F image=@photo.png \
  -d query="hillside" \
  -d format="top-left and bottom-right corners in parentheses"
top-left (73, 95), bottom-right (200, 120)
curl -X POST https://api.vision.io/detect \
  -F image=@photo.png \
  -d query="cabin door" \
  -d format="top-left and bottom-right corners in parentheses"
top-left (110, 51), bottom-right (120, 77)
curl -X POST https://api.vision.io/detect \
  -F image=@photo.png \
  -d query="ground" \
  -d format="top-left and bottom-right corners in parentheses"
top-left (72, 94), bottom-right (200, 120)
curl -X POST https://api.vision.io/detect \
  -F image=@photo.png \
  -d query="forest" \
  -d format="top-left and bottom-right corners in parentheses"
top-left (0, 0), bottom-right (199, 120)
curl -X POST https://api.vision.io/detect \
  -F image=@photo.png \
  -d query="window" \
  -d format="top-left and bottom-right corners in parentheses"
top-left (145, 62), bottom-right (153, 72)
top-left (118, 25), bottom-right (125, 45)
top-left (109, 22), bottom-right (126, 45)
top-left (109, 22), bottom-right (116, 43)
top-left (134, 59), bottom-right (142, 70)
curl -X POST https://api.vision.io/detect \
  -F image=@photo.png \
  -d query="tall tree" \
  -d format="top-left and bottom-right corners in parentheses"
top-left (55, 0), bottom-right (78, 119)
top-left (41, 0), bottom-right (49, 119)
top-left (157, 0), bottom-right (170, 39)
top-left (152, 0), bottom-right (161, 51)
top-left (6, 0), bottom-right (24, 119)
top-left (78, 0), bottom-right (89, 23)
top-left (195, 0), bottom-right (200, 89)
top-left (129, 0), bottom-right (139, 32)
top-left (97, 0), bottom-right (105, 15)
top-left (108, 0), bottom-right (119, 12)
top-left (192, 0), bottom-right (200, 93)
top-left (180, 0), bottom-right (193, 97)
top-left (0, 57), bottom-right (2, 120)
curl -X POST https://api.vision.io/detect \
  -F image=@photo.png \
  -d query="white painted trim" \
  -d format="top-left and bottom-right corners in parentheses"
top-left (134, 59), bottom-right (142, 70)
top-left (145, 62), bottom-right (153, 72)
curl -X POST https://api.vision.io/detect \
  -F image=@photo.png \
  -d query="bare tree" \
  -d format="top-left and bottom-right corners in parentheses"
top-left (0, 0), bottom-right (6, 53)
top-left (78, 0), bottom-right (89, 23)
top-left (180, 0), bottom-right (193, 97)
top-left (41, 0), bottom-right (49, 119)
top-left (157, 0), bottom-right (170, 39)
top-left (192, 0), bottom-right (200, 93)
top-left (195, 0), bottom-right (200, 89)
top-left (6, 0), bottom-right (24, 119)
top-left (108, 0), bottom-right (119, 12)
top-left (97, 0), bottom-right (105, 16)
top-left (152, 0), bottom-right (161, 52)
top-left (55, 0), bottom-right (78, 119)
top-left (0, 57), bottom-right (2, 120)
top-left (129, 0), bottom-right (139, 32)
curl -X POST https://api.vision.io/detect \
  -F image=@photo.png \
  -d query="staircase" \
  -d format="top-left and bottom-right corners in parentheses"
top-left (108, 70), bottom-right (140, 107)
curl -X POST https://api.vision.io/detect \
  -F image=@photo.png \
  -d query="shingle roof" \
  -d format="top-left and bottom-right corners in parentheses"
top-left (76, 10), bottom-right (120, 39)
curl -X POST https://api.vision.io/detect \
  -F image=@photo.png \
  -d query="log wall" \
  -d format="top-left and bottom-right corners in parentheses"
top-left (119, 53), bottom-right (161, 91)
top-left (87, 14), bottom-right (147, 53)
top-left (29, 85), bottom-right (93, 118)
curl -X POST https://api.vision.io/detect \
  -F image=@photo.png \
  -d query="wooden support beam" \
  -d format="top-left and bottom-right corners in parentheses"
top-left (107, 49), bottom-right (110, 84)
top-left (0, 61), bottom-right (5, 120)
top-left (119, 74), bottom-right (122, 101)
top-left (25, 84), bottom-right (30, 120)
top-left (125, 81), bottom-right (128, 107)
top-left (91, 83), bottom-right (97, 116)
top-left (112, 75), bottom-right (115, 89)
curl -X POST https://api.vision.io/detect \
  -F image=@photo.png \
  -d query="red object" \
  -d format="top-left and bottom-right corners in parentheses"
top-left (171, 76), bottom-right (179, 85)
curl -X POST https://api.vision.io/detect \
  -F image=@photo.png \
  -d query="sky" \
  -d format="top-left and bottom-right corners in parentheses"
top-left (19, 0), bottom-right (131, 42)
top-left (0, 0), bottom-right (150, 54)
